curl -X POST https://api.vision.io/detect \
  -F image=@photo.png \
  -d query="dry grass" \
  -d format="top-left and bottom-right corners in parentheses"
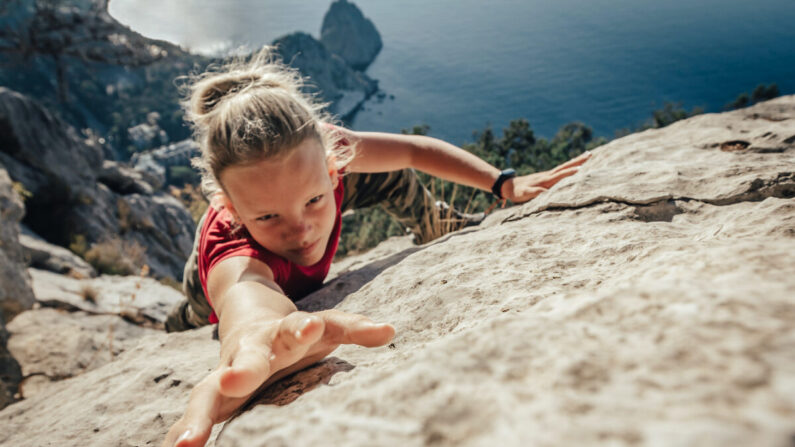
top-left (80, 284), bottom-right (98, 303)
top-left (170, 183), bottom-right (209, 224)
top-left (416, 182), bottom-right (479, 244)
top-left (84, 237), bottom-right (146, 276)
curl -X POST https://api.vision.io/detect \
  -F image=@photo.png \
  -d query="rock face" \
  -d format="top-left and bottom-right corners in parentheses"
top-left (0, 88), bottom-right (195, 279)
top-left (0, 165), bottom-right (35, 320)
top-left (19, 225), bottom-right (97, 278)
top-left (0, 0), bottom-right (202, 158)
top-left (0, 97), bottom-right (793, 446)
top-left (274, 32), bottom-right (378, 119)
top-left (320, 0), bottom-right (383, 70)
top-left (0, 164), bottom-right (34, 410)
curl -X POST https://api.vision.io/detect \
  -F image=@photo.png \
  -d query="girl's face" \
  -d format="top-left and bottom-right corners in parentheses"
top-left (220, 137), bottom-right (339, 266)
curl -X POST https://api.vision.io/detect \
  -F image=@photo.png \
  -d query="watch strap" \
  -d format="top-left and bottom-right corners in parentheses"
top-left (491, 168), bottom-right (516, 200)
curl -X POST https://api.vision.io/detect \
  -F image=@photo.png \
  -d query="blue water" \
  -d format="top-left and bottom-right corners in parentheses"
top-left (110, 0), bottom-right (795, 145)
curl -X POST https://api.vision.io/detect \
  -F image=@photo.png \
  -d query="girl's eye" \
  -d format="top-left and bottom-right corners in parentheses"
top-left (307, 195), bottom-right (323, 205)
top-left (256, 214), bottom-right (276, 222)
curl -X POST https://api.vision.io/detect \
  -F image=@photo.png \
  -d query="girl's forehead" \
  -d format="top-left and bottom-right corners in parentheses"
top-left (221, 139), bottom-right (330, 213)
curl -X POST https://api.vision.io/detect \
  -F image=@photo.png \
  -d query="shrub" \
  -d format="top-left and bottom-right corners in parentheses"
top-left (84, 237), bottom-right (146, 276)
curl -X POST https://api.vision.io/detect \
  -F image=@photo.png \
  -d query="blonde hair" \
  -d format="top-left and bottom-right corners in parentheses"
top-left (182, 47), bottom-right (353, 199)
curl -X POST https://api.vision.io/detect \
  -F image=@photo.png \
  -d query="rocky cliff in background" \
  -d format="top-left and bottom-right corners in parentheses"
top-left (320, 0), bottom-right (383, 70)
top-left (0, 97), bottom-right (792, 446)
top-left (0, 0), bottom-right (381, 161)
top-left (0, 87), bottom-right (195, 280)
top-left (273, 32), bottom-right (378, 120)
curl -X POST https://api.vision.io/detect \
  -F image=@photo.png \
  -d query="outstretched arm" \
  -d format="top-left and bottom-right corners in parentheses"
top-left (161, 256), bottom-right (395, 447)
top-left (341, 130), bottom-right (592, 203)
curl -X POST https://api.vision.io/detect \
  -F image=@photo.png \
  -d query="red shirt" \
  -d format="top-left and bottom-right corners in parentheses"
top-left (197, 180), bottom-right (344, 324)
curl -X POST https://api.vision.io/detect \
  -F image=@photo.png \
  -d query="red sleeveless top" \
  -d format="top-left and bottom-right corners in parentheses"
top-left (197, 180), bottom-right (345, 323)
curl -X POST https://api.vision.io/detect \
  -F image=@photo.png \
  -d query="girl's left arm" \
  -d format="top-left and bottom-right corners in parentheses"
top-left (342, 130), bottom-right (592, 204)
top-left (344, 131), bottom-right (504, 193)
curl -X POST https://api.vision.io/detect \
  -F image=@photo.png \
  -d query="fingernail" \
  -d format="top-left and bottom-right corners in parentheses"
top-left (300, 317), bottom-right (313, 330)
top-left (176, 430), bottom-right (191, 444)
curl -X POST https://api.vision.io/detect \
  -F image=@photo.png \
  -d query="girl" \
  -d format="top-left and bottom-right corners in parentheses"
top-left (162, 48), bottom-right (590, 447)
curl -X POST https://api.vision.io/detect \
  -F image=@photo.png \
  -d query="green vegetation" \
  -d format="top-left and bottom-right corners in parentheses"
top-left (336, 84), bottom-right (782, 257)
top-left (69, 233), bottom-right (146, 276)
top-left (335, 118), bottom-right (607, 257)
top-left (725, 83), bottom-right (780, 110)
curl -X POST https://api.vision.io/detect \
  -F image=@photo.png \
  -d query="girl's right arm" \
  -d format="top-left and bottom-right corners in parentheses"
top-left (161, 257), bottom-right (395, 447)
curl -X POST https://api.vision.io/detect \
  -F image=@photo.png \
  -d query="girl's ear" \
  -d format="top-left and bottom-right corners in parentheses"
top-left (327, 156), bottom-right (340, 188)
top-left (214, 192), bottom-right (242, 222)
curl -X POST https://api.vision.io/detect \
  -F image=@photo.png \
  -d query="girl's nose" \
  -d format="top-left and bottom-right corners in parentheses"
top-left (285, 220), bottom-right (311, 239)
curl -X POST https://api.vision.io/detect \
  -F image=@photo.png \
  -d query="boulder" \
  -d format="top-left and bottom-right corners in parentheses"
top-left (274, 32), bottom-right (378, 119)
top-left (320, 0), bottom-right (383, 70)
top-left (0, 88), bottom-right (195, 279)
top-left (6, 308), bottom-right (159, 398)
top-left (97, 160), bottom-right (154, 195)
top-left (28, 268), bottom-right (185, 326)
top-left (0, 97), bottom-right (793, 446)
top-left (19, 226), bottom-right (96, 278)
top-left (0, 326), bottom-right (220, 446)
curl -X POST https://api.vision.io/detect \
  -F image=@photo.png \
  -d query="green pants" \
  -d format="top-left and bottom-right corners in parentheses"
top-left (165, 169), bottom-right (482, 332)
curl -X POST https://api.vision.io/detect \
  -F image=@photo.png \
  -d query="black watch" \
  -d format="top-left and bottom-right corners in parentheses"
top-left (491, 168), bottom-right (516, 200)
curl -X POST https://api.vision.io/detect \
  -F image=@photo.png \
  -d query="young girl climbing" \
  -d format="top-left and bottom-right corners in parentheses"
top-left (161, 48), bottom-right (591, 447)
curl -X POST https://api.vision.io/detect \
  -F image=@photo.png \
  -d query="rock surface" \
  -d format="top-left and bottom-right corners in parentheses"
top-left (320, 0), bottom-right (383, 71)
top-left (0, 97), bottom-right (793, 446)
top-left (0, 164), bottom-right (34, 410)
top-left (28, 268), bottom-right (185, 326)
top-left (19, 225), bottom-right (97, 278)
top-left (273, 32), bottom-right (378, 119)
top-left (6, 308), bottom-right (159, 398)
top-left (0, 88), bottom-right (195, 279)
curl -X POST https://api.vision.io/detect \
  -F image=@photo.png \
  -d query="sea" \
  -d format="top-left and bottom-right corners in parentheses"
top-left (109, 0), bottom-right (795, 145)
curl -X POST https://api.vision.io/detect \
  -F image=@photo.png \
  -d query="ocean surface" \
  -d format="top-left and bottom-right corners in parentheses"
top-left (109, 0), bottom-right (795, 145)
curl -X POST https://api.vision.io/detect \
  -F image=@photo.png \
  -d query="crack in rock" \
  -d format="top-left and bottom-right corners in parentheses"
top-left (502, 172), bottom-right (795, 223)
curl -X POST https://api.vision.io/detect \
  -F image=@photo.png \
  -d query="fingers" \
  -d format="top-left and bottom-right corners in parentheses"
top-left (547, 166), bottom-right (580, 184)
top-left (553, 150), bottom-right (592, 172)
top-left (162, 373), bottom-right (220, 447)
top-left (317, 310), bottom-right (396, 347)
top-left (512, 186), bottom-right (547, 203)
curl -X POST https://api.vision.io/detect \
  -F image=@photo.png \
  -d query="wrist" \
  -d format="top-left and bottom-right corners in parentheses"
top-left (491, 168), bottom-right (516, 200)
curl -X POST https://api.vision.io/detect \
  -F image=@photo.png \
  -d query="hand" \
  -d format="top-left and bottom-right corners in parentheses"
top-left (161, 310), bottom-right (395, 447)
top-left (502, 151), bottom-right (592, 203)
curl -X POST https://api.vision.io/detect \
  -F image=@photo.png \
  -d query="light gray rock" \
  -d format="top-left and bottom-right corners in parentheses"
top-left (0, 326), bottom-right (220, 447)
top-left (0, 97), bottom-right (793, 446)
top-left (28, 269), bottom-right (185, 326)
top-left (320, 0), bottom-right (383, 70)
top-left (19, 226), bottom-right (96, 278)
top-left (274, 32), bottom-right (378, 119)
top-left (0, 88), bottom-right (195, 279)
top-left (494, 96), bottom-right (795, 225)
top-left (6, 308), bottom-right (158, 398)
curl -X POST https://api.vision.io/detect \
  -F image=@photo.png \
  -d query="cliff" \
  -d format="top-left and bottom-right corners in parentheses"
top-left (0, 97), bottom-right (792, 446)
top-left (0, 0), bottom-right (378, 160)
top-left (320, 0), bottom-right (383, 70)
